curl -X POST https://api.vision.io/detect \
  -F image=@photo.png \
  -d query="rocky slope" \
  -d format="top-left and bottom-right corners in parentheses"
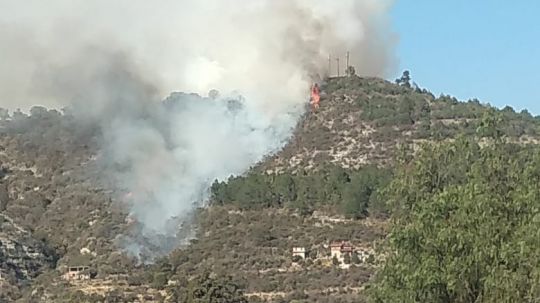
top-left (0, 213), bottom-right (56, 301)
top-left (0, 112), bottom-right (131, 301)
top-left (260, 76), bottom-right (540, 173)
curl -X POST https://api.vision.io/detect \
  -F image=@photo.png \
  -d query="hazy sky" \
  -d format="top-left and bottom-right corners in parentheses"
top-left (391, 0), bottom-right (540, 114)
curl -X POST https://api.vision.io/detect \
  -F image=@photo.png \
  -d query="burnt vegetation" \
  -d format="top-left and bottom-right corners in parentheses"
top-left (1, 74), bottom-right (539, 302)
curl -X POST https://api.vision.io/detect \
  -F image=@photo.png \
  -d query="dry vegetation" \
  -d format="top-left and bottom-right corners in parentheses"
top-left (260, 76), bottom-right (540, 173)
top-left (1, 75), bottom-right (540, 302)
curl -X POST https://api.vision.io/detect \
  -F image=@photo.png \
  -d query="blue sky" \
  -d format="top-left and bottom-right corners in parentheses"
top-left (391, 1), bottom-right (540, 114)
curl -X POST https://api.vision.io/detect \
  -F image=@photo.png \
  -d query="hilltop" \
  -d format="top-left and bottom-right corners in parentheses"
top-left (261, 75), bottom-right (540, 173)
top-left (1, 75), bottom-right (539, 302)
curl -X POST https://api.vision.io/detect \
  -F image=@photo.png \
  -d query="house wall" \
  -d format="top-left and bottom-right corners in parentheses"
top-left (292, 247), bottom-right (306, 259)
top-left (331, 247), bottom-right (342, 259)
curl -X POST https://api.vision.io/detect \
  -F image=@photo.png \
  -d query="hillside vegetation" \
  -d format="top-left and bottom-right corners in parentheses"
top-left (261, 75), bottom-right (540, 173)
top-left (370, 134), bottom-right (540, 302)
top-left (1, 74), bottom-right (539, 302)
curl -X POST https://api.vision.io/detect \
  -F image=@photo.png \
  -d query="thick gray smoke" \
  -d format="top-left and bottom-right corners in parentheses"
top-left (0, 0), bottom-right (396, 256)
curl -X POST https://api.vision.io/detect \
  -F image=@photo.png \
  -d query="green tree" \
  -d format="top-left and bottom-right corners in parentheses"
top-left (210, 180), bottom-right (229, 205)
top-left (346, 66), bottom-right (356, 77)
top-left (397, 96), bottom-right (415, 125)
top-left (169, 273), bottom-right (248, 303)
top-left (351, 252), bottom-right (361, 265)
top-left (343, 253), bottom-right (351, 265)
top-left (342, 166), bottom-right (391, 219)
top-left (273, 174), bottom-right (297, 204)
top-left (476, 109), bottom-right (504, 140)
top-left (152, 272), bottom-right (169, 290)
top-left (341, 183), bottom-right (370, 219)
top-left (417, 100), bottom-right (432, 137)
top-left (396, 70), bottom-right (411, 88)
top-left (369, 137), bottom-right (540, 303)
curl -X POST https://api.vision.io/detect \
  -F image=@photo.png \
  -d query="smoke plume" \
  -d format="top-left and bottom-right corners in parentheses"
top-left (0, 0), bottom-right (397, 256)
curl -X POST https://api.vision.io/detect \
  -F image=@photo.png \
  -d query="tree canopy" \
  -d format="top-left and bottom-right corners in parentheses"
top-left (168, 272), bottom-right (248, 303)
top-left (368, 135), bottom-right (540, 302)
top-left (211, 165), bottom-right (392, 218)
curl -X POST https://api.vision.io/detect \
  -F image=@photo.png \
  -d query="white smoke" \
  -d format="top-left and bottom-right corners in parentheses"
top-left (0, 0), bottom-right (397, 256)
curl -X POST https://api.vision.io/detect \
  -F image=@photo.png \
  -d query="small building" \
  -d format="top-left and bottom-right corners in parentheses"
top-left (330, 241), bottom-right (353, 261)
top-left (292, 247), bottom-right (306, 259)
top-left (62, 266), bottom-right (90, 281)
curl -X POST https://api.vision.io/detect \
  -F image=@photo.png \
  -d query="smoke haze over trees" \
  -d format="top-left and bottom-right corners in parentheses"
top-left (0, 0), bottom-right (398, 256)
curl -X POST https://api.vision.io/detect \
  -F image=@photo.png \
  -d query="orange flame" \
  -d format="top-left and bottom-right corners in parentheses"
top-left (310, 83), bottom-right (320, 110)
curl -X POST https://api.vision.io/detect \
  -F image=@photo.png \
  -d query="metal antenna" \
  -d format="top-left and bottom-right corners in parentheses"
top-left (328, 54), bottom-right (332, 76)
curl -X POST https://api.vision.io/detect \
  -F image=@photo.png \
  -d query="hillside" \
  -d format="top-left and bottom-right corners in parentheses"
top-left (0, 213), bottom-right (57, 300)
top-left (260, 76), bottom-right (540, 173)
top-left (1, 75), bottom-right (539, 302)
top-left (0, 112), bottom-right (146, 301)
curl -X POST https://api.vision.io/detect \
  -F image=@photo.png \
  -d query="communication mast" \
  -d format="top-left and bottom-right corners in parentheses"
top-left (328, 54), bottom-right (332, 76)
